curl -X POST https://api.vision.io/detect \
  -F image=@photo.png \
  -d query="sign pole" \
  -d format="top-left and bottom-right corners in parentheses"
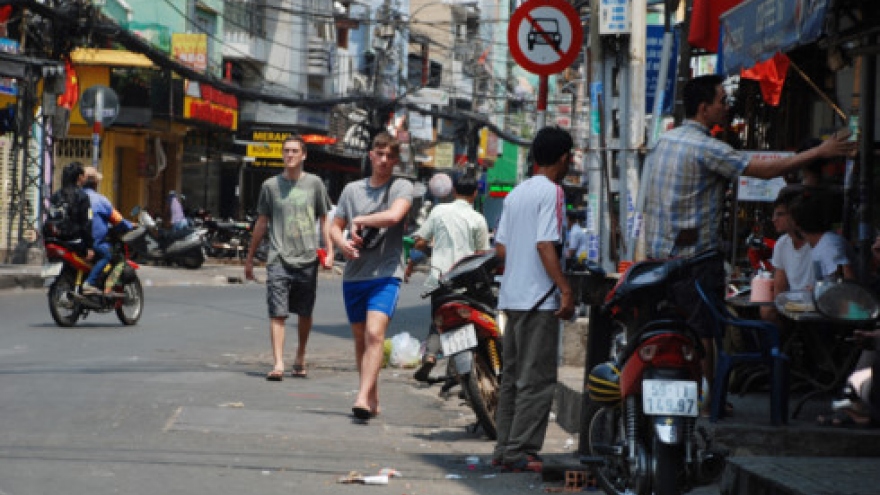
top-left (537, 75), bottom-right (548, 129)
top-left (92, 90), bottom-right (103, 170)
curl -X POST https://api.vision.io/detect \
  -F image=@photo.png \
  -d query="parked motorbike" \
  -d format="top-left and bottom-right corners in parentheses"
top-left (584, 250), bottom-right (725, 495)
top-left (128, 206), bottom-right (205, 269)
top-left (42, 227), bottom-right (145, 327)
top-left (420, 251), bottom-right (503, 439)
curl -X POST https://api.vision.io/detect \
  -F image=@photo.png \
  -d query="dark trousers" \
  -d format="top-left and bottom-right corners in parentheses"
top-left (492, 309), bottom-right (559, 464)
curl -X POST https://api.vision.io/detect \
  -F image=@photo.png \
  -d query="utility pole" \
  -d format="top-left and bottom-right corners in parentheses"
top-left (672, 0), bottom-right (693, 125)
top-left (365, 0), bottom-right (394, 176)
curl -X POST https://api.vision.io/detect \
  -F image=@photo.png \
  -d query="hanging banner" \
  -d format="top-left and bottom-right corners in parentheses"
top-left (645, 25), bottom-right (678, 115)
top-left (721, 0), bottom-right (829, 74)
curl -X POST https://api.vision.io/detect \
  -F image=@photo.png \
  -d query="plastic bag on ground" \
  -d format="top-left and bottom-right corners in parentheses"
top-left (389, 331), bottom-right (421, 368)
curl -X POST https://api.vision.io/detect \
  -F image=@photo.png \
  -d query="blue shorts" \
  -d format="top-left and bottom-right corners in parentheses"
top-left (342, 277), bottom-right (401, 323)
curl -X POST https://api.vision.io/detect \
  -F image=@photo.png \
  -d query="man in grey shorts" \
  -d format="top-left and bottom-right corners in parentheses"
top-left (245, 134), bottom-right (333, 381)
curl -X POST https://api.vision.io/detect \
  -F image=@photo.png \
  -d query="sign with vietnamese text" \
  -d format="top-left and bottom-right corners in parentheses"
top-left (721, 0), bottom-right (829, 74)
top-left (645, 24), bottom-right (679, 114)
top-left (172, 33), bottom-right (208, 72)
top-left (737, 151), bottom-right (792, 201)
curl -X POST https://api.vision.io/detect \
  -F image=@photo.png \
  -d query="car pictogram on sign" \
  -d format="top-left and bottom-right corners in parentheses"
top-left (508, 0), bottom-right (583, 76)
top-left (527, 18), bottom-right (562, 51)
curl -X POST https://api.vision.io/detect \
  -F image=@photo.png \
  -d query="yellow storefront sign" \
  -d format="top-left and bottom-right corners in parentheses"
top-left (247, 141), bottom-right (282, 159)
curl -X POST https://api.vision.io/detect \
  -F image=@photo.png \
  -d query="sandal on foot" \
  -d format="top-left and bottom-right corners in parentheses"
top-left (266, 369), bottom-right (284, 381)
top-left (413, 355), bottom-right (436, 382)
top-left (352, 406), bottom-right (371, 420)
top-left (500, 455), bottom-right (543, 473)
top-left (291, 363), bottom-right (308, 378)
top-left (816, 410), bottom-right (875, 428)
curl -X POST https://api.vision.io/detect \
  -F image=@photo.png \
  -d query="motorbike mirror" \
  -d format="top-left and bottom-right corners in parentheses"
top-left (813, 280), bottom-right (880, 324)
top-left (139, 210), bottom-right (157, 229)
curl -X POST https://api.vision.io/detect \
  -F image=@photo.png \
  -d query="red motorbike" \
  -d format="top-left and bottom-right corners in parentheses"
top-left (421, 251), bottom-right (503, 439)
top-left (42, 228), bottom-right (145, 327)
top-left (584, 250), bottom-right (724, 495)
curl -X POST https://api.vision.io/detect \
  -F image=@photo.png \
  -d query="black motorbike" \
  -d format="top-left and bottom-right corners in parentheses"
top-left (420, 251), bottom-right (503, 439)
top-left (128, 206), bottom-right (205, 269)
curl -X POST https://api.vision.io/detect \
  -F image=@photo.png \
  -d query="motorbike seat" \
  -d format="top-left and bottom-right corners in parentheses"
top-left (434, 291), bottom-right (495, 315)
top-left (214, 221), bottom-right (240, 230)
top-left (605, 250), bottom-right (722, 306)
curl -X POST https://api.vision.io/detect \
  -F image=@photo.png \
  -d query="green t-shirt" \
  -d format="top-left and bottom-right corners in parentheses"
top-left (257, 173), bottom-right (331, 268)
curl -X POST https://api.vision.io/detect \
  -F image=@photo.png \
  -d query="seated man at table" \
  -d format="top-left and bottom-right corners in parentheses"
top-left (760, 189), bottom-right (814, 323)
top-left (789, 191), bottom-right (855, 283)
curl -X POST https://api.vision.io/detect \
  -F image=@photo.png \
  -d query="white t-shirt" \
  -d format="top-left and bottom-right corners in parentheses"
top-left (811, 231), bottom-right (853, 281)
top-left (770, 234), bottom-right (813, 291)
top-left (495, 175), bottom-right (564, 311)
top-left (413, 199), bottom-right (490, 288)
top-left (566, 223), bottom-right (587, 261)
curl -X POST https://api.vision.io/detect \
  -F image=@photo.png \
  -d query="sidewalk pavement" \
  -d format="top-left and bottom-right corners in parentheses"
top-left (0, 260), bottom-right (343, 292)
top-left (5, 263), bottom-right (880, 493)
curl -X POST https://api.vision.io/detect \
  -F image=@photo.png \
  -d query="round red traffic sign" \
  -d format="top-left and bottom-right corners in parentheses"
top-left (508, 0), bottom-right (584, 75)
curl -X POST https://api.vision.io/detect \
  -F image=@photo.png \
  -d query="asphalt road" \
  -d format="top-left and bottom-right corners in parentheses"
top-left (0, 272), bottom-right (582, 495)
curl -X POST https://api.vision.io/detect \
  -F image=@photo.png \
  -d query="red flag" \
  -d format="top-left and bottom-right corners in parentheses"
top-left (689, 0), bottom-right (743, 53)
top-left (57, 59), bottom-right (80, 110)
top-left (741, 52), bottom-right (790, 106)
top-left (477, 48), bottom-right (490, 66)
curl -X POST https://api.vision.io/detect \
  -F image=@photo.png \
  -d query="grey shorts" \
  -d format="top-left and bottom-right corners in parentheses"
top-left (266, 261), bottom-right (318, 319)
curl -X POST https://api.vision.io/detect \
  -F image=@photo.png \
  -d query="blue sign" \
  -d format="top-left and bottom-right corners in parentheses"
top-left (645, 25), bottom-right (679, 115)
top-left (721, 0), bottom-right (829, 74)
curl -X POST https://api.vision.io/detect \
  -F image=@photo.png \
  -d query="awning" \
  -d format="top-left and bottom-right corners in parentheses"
top-left (720, 0), bottom-right (829, 75)
top-left (70, 48), bottom-right (156, 68)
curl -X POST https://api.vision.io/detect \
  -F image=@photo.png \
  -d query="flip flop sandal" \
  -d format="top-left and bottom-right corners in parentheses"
top-left (352, 406), bottom-right (371, 420)
top-left (266, 369), bottom-right (284, 381)
top-left (291, 363), bottom-right (308, 378)
top-left (816, 410), bottom-right (874, 428)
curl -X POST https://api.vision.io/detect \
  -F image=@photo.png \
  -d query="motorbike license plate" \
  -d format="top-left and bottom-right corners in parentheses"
top-left (642, 379), bottom-right (699, 417)
top-left (41, 262), bottom-right (63, 278)
top-left (440, 323), bottom-right (478, 356)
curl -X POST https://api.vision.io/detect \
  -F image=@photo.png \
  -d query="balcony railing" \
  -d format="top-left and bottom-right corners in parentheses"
top-left (308, 36), bottom-right (332, 77)
top-left (223, 31), bottom-right (268, 63)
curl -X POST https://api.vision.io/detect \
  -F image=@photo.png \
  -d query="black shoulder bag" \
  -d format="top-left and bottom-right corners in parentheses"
top-left (360, 178), bottom-right (397, 250)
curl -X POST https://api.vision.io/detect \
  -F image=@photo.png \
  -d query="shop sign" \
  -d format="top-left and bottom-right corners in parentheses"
top-left (129, 22), bottom-right (171, 54)
top-left (645, 24), bottom-right (679, 114)
top-left (172, 33), bottom-right (208, 72)
top-left (244, 131), bottom-right (336, 167)
top-left (721, 0), bottom-right (829, 74)
top-left (183, 80), bottom-right (239, 130)
top-left (0, 38), bottom-right (19, 95)
top-left (737, 151), bottom-right (791, 202)
top-left (433, 142), bottom-right (455, 169)
top-left (246, 130), bottom-right (284, 164)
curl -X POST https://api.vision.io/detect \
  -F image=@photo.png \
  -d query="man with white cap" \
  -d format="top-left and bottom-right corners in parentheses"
top-left (81, 166), bottom-right (132, 295)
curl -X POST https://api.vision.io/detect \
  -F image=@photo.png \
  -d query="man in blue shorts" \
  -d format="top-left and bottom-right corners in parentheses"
top-left (330, 132), bottom-right (413, 420)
